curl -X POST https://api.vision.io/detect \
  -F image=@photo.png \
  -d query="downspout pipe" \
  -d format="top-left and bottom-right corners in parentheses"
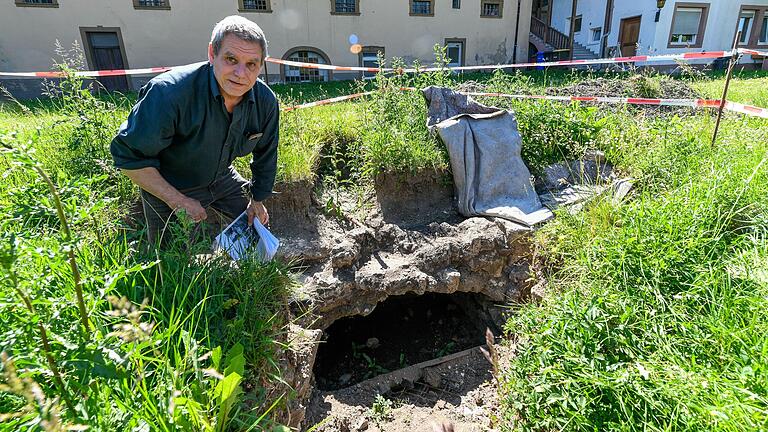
top-left (601, 0), bottom-right (614, 58)
top-left (513, 0), bottom-right (522, 63)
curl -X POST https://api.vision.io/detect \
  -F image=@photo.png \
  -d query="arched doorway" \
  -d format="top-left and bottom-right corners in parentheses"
top-left (281, 47), bottom-right (332, 83)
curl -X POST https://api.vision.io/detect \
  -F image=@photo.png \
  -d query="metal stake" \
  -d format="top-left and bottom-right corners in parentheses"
top-left (711, 31), bottom-right (741, 148)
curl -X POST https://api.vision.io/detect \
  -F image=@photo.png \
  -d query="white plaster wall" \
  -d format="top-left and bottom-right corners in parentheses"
top-left (550, 0), bottom-right (608, 54)
top-left (0, 0), bottom-right (532, 88)
top-left (550, 0), bottom-right (658, 55)
top-left (549, 0), bottom-right (768, 58)
top-left (606, 2), bottom-right (659, 55)
top-left (653, 0), bottom-right (768, 55)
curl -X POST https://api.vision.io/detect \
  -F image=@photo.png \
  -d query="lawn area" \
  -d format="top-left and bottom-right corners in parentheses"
top-left (1, 65), bottom-right (767, 431)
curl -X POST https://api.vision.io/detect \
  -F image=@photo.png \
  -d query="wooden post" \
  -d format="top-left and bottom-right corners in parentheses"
top-left (263, 58), bottom-right (270, 85)
top-left (568, 0), bottom-right (577, 60)
top-left (711, 31), bottom-right (741, 148)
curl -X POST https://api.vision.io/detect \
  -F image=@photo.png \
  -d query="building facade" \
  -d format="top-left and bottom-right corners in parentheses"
top-left (531, 0), bottom-right (767, 64)
top-left (0, 0), bottom-right (533, 97)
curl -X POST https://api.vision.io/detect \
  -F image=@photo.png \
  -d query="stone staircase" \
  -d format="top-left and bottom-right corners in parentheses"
top-left (529, 32), bottom-right (556, 53)
top-left (529, 32), bottom-right (599, 61)
top-left (572, 41), bottom-right (599, 60)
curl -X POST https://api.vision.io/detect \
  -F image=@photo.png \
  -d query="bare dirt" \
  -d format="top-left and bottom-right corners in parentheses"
top-left (313, 292), bottom-right (493, 391)
top-left (306, 342), bottom-right (516, 432)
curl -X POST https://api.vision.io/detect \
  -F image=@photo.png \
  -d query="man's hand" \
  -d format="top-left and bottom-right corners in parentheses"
top-left (247, 199), bottom-right (269, 226)
top-left (173, 196), bottom-right (208, 222)
top-left (121, 167), bottom-right (208, 223)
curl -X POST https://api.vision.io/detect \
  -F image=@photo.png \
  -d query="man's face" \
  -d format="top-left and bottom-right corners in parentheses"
top-left (208, 34), bottom-right (263, 101)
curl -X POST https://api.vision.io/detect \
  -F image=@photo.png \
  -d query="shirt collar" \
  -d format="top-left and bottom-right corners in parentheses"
top-left (208, 63), bottom-right (256, 104)
top-left (208, 64), bottom-right (222, 101)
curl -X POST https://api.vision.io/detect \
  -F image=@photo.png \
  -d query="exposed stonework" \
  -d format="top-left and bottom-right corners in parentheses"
top-left (270, 170), bottom-right (537, 332)
top-left (298, 216), bottom-right (533, 330)
top-left (266, 324), bottom-right (323, 428)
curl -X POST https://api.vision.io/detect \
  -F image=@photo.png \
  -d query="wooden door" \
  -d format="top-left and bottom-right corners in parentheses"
top-left (85, 31), bottom-right (129, 92)
top-left (619, 16), bottom-right (642, 57)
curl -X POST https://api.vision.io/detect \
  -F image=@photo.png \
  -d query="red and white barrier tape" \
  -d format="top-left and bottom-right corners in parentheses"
top-left (456, 91), bottom-right (768, 118)
top-left (267, 50), bottom-right (736, 74)
top-left (0, 66), bottom-right (173, 78)
top-left (738, 48), bottom-right (768, 57)
top-left (459, 92), bottom-right (723, 109)
top-left (724, 101), bottom-right (768, 119)
top-left (282, 88), bottom-right (768, 119)
top-left (2, 48), bottom-right (758, 78)
top-left (282, 91), bottom-right (372, 111)
top-left (266, 57), bottom-right (380, 73)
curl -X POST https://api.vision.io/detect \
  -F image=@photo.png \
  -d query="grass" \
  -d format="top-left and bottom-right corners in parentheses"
top-left (501, 87), bottom-right (768, 429)
top-left (692, 69), bottom-right (768, 106)
top-left (0, 70), bottom-right (296, 430)
top-left (1, 50), bottom-right (767, 430)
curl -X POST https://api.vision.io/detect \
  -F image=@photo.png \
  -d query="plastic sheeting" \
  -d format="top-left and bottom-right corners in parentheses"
top-left (423, 86), bottom-right (552, 226)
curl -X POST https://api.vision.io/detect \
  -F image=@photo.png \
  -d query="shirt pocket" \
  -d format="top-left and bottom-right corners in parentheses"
top-left (235, 132), bottom-right (263, 157)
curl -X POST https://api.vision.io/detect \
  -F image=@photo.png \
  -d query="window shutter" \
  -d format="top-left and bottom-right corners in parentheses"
top-left (674, 8), bottom-right (702, 35)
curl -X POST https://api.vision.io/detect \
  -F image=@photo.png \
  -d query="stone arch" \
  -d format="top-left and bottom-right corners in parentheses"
top-left (280, 46), bottom-right (333, 83)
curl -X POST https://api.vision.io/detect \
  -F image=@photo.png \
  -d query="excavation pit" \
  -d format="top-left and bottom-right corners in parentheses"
top-left (313, 292), bottom-right (505, 391)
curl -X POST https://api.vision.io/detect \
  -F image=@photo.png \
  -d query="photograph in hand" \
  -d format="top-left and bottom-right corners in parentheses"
top-left (215, 210), bottom-right (280, 261)
top-left (215, 211), bottom-right (262, 260)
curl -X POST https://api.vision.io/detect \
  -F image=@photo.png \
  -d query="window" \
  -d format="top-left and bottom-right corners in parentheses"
top-left (738, 10), bottom-right (756, 45)
top-left (668, 4), bottom-right (708, 48)
top-left (133, 0), bottom-right (170, 9)
top-left (445, 39), bottom-right (465, 67)
top-left (239, 0), bottom-right (271, 12)
top-left (410, 0), bottom-right (433, 16)
top-left (481, 0), bottom-right (503, 18)
top-left (15, 0), bottom-right (58, 7)
top-left (567, 15), bottom-right (583, 32)
top-left (453, 0), bottom-right (461, 9)
top-left (591, 27), bottom-right (602, 43)
top-left (283, 49), bottom-right (330, 83)
top-left (332, 0), bottom-right (359, 14)
top-left (360, 46), bottom-right (385, 79)
top-left (737, 7), bottom-right (768, 47)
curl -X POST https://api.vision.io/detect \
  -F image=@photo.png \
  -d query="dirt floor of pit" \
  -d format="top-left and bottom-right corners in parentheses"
top-left (313, 292), bottom-right (497, 391)
top-left (305, 342), bottom-right (516, 432)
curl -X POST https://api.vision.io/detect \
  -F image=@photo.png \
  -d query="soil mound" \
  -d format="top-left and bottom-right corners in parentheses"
top-left (546, 76), bottom-right (700, 99)
top-left (547, 77), bottom-right (703, 117)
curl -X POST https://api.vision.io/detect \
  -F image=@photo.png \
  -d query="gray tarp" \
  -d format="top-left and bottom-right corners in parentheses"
top-left (423, 86), bottom-right (553, 226)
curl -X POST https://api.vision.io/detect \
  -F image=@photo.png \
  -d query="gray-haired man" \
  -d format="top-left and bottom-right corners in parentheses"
top-left (110, 15), bottom-right (278, 244)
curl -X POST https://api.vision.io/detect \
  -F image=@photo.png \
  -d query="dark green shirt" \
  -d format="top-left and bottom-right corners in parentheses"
top-left (110, 62), bottom-right (279, 201)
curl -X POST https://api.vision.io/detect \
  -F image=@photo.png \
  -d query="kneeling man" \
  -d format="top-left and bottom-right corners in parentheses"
top-left (110, 15), bottom-right (278, 244)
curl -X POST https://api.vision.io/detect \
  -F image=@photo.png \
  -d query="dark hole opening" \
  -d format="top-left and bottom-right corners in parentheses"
top-left (313, 292), bottom-right (504, 391)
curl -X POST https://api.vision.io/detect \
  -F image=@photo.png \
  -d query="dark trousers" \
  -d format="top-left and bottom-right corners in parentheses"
top-left (141, 170), bottom-right (250, 245)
